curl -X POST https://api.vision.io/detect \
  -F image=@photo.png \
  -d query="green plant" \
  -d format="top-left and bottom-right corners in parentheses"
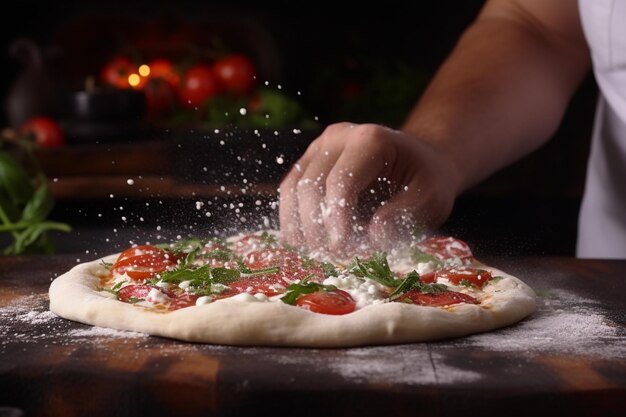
top-left (0, 137), bottom-right (71, 254)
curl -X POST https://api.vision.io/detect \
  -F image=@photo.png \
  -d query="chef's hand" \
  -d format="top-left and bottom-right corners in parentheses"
top-left (279, 122), bottom-right (461, 253)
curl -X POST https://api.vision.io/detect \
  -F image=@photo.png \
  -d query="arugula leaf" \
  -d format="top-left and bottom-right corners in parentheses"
top-left (321, 261), bottom-right (340, 278)
top-left (348, 252), bottom-right (398, 287)
top-left (387, 271), bottom-right (448, 301)
top-left (412, 249), bottom-right (444, 268)
top-left (280, 277), bottom-right (337, 305)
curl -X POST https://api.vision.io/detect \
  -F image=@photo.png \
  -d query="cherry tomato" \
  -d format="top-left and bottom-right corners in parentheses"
top-left (397, 290), bottom-right (479, 307)
top-left (101, 56), bottom-right (135, 89)
top-left (19, 116), bottom-right (66, 148)
top-left (112, 245), bottom-right (178, 281)
top-left (295, 289), bottom-right (356, 315)
top-left (145, 58), bottom-right (180, 87)
top-left (417, 236), bottom-right (473, 262)
top-left (117, 284), bottom-right (153, 303)
top-left (436, 267), bottom-right (492, 288)
top-left (213, 53), bottom-right (257, 95)
top-left (178, 64), bottom-right (219, 109)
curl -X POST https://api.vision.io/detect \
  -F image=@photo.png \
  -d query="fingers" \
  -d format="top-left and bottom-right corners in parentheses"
top-left (324, 130), bottom-right (393, 251)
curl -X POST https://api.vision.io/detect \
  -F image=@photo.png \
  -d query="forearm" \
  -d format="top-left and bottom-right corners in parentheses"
top-left (402, 3), bottom-right (590, 195)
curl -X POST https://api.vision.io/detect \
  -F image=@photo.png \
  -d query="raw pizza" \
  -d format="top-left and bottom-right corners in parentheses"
top-left (49, 230), bottom-right (536, 347)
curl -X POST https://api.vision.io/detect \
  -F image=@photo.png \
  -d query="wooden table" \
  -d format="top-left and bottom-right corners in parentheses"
top-left (1, 255), bottom-right (624, 417)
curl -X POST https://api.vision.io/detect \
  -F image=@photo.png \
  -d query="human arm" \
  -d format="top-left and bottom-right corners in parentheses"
top-left (279, 0), bottom-right (591, 252)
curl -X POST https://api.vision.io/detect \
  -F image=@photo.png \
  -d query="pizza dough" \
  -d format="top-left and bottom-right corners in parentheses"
top-left (48, 232), bottom-right (536, 347)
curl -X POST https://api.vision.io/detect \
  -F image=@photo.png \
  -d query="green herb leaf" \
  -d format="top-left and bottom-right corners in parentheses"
top-left (412, 249), bottom-right (443, 267)
top-left (388, 271), bottom-right (448, 301)
top-left (348, 252), bottom-right (398, 287)
top-left (280, 277), bottom-right (337, 305)
top-left (321, 261), bottom-right (340, 278)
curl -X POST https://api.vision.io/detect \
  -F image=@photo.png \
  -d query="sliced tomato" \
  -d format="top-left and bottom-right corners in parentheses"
top-left (397, 290), bottom-right (479, 307)
top-left (117, 284), bottom-right (153, 303)
top-left (419, 272), bottom-right (437, 284)
top-left (295, 289), bottom-right (356, 315)
top-left (417, 236), bottom-right (473, 262)
top-left (436, 267), bottom-right (492, 288)
top-left (112, 245), bottom-right (178, 281)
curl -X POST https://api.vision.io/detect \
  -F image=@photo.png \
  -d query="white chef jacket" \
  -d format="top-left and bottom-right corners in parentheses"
top-left (577, 0), bottom-right (626, 259)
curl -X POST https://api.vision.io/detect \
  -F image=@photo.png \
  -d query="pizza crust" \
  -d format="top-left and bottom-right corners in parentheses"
top-left (49, 255), bottom-right (536, 347)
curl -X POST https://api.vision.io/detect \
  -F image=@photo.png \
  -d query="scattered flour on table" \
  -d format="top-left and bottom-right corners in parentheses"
top-left (67, 327), bottom-right (147, 339)
top-left (454, 288), bottom-right (625, 359)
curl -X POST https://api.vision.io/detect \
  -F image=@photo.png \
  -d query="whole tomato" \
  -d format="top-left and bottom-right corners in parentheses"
top-left (20, 116), bottom-right (66, 148)
top-left (146, 58), bottom-right (180, 88)
top-left (213, 53), bottom-right (257, 95)
top-left (178, 64), bottom-right (220, 109)
top-left (100, 56), bottom-right (136, 89)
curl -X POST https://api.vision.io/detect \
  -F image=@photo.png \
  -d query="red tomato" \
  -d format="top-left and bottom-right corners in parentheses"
top-left (101, 56), bottom-right (135, 89)
top-left (19, 116), bottom-right (66, 148)
top-left (417, 236), bottom-right (473, 262)
top-left (213, 53), bottom-right (257, 95)
top-left (146, 58), bottom-right (180, 87)
top-left (436, 267), bottom-right (492, 288)
top-left (397, 290), bottom-right (479, 307)
top-left (296, 289), bottom-right (356, 315)
top-left (178, 64), bottom-right (219, 109)
top-left (112, 245), bottom-right (178, 281)
top-left (117, 284), bottom-right (153, 303)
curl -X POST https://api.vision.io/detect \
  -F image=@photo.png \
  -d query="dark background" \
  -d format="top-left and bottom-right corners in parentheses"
top-left (0, 0), bottom-right (598, 257)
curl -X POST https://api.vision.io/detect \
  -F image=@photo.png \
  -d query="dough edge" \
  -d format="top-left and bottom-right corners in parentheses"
top-left (49, 255), bottom-right (537, 347)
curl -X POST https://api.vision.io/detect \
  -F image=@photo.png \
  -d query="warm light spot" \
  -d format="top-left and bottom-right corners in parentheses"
top-left (138, 64), bottom-right (150, 77)
top-left (128, 73), bottom-right (141, 87)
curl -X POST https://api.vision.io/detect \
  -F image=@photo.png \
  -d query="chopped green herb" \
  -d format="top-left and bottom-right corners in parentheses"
top-left (99, 260), bottom-right (113, 270)
top-left (321, 261), bottom-right (340, 278)
top-left (348, 252), bottom-right (398, 287)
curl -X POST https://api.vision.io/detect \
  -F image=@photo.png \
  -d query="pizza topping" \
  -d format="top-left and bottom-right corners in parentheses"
top-left (295, 289), bottom-right (357, 315)
top-left (112, 245), bottom-right (179, 281)
top-left (102, 231), bottom-right (495, 313)
top-left (436, 267), bottom-right (493, 288)
top-left (347, 252), bottom-right (398, 287)
top-left (416, 236), bottom-right (474, 264)
top-left (397, 290), bottom-right (480, 307)
top-left (388, 271), bottom-right (448, 301)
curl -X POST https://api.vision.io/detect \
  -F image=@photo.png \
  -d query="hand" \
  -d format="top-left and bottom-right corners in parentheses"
top-left (279, 122), bottom-right (461, 253)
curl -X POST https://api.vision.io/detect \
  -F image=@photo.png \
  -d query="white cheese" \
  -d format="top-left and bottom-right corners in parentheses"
top-left (196, 296), bottom-right (214, 305)
top-left (146, 288), bottom-right (170, 304)
top-left (323, 274), bottom-right (388, 309)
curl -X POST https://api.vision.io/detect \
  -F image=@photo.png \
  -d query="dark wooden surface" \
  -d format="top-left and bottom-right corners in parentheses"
top-left (1, 255), bottom-right (625, 417)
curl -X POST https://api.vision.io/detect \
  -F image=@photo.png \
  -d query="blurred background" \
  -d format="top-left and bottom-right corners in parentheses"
top-left (0, 0), bottom-right (598, 257)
